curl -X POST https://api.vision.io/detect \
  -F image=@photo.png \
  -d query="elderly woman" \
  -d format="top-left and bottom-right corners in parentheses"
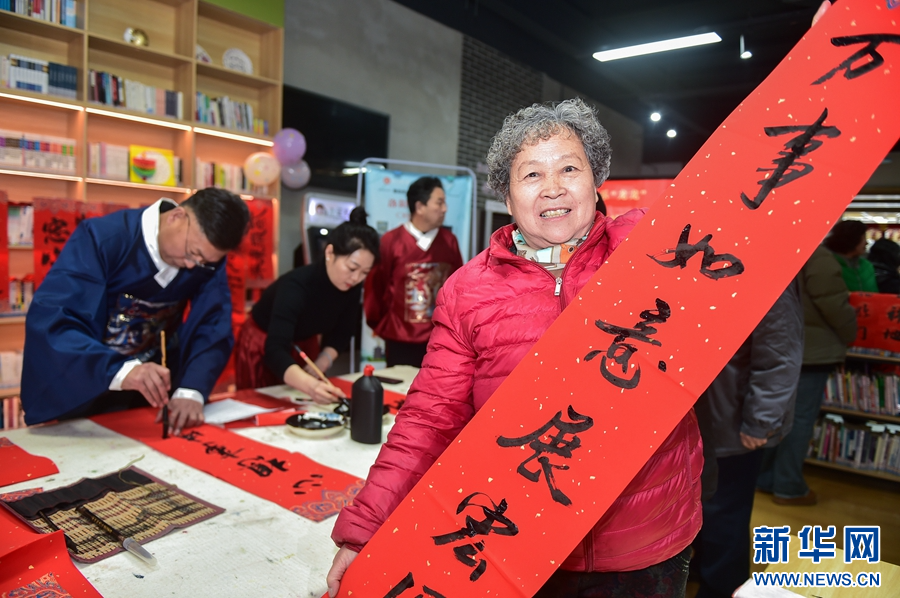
top-left (326, 98), bottom-right (702, 598)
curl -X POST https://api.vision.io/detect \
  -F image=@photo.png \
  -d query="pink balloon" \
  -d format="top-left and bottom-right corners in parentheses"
top-left (273, 128), bottom-right (307, 165)
top-left (243, 152), bottom-right (280, 186)
top-left (282, 160), bottom-right (311, 189)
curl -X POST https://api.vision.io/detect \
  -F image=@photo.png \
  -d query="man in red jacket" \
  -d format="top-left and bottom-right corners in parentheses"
top-left (364, 176), bottom-right (463, 367)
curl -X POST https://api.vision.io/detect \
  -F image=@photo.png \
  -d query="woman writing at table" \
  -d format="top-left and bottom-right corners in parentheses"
top-left (233, 207), bottom-right (379, 403)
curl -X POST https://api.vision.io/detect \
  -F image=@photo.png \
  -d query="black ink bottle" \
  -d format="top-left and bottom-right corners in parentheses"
top-left (351, 365), bottom-right (383, 444)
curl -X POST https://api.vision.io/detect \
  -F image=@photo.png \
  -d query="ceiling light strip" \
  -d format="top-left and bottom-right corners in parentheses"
top-left (593, 32), bottom-right (722, 62)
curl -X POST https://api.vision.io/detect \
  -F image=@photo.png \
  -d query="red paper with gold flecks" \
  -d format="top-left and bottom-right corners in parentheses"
top-left (0, 437), bottom-right (58, 488)
top-left (338, 2), bottom-right (900, 597)
top-left (90, 407), bottom-right (362, 522)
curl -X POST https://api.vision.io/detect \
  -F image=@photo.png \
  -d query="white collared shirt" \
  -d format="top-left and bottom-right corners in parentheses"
top-left (109, 199), bottom-right (203, 405)
top-left (403, 221), bottom-right (439, 252)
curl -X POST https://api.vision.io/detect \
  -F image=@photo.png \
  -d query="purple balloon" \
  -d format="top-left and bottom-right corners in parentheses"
top-left (282, 160), bottom-right (311, 189)
top-left (273, 128), bottom-right (307, 165)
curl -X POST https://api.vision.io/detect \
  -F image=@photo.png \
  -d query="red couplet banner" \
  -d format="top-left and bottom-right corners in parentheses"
top-left (848, 291), bottom-right (900, 354)
top-left (91, 408), bottom-right (363, 522)
top-left (339, 2), bottom-right (900, 596)
top-left (32, 199), bottom-right (105, 288)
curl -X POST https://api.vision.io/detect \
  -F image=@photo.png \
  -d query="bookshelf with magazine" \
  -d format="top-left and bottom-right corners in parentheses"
top-left (0, 0), bottom-right (284, 428)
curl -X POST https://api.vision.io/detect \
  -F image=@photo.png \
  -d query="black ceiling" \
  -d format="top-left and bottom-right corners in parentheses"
top-left (392, 0), bottom-right (869, 166)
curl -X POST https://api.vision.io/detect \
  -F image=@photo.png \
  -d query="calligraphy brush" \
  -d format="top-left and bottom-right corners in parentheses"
top-left (161, 330), bottom-right (169, 439)
top-left (295, 347), bottom-right (336, 389)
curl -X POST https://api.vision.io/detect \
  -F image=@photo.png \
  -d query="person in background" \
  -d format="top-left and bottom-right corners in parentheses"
top-left (364, 176), bottom-right (463, 368)
top-left (823, 220), bottom-right (877, 292)
top-left (867, 237), bottom-right (900, 294)
top-left (693, 282), bottom-right (803, 598)
top-left (21, 188), bottom-right (250, 435)
top-left (233, 207), bottom-right (380, 403)
top-left (757, 244), bottom-right (857, 505)
top-left (327, 98), bottom-right (702, 598)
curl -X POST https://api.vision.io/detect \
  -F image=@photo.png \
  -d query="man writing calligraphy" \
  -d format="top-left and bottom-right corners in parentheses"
top-left (21, 188), bottom-right (250, 435)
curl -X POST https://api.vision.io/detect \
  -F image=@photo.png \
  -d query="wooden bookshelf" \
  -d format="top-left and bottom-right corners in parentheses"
top-left (805, 458), bottom-right (900, 483)
top-left (1, 0), bottom-right (283, 403)
top-left (0, 387), bottom-right (21, 400)
top-left (821, 405), bottom-right (900, 425)
top-left (845, 351), bottom-right (900, 365)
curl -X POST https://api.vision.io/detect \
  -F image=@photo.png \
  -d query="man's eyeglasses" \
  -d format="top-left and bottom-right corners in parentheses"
top-left (185, 212), bottom-right (216, 271)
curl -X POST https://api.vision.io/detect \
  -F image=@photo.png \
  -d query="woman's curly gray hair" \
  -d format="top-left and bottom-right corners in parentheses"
top-left (486, 98), bottom-right (611, 199)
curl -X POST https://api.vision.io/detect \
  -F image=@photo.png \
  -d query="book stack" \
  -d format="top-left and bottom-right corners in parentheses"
top-left (0, 54), bottom-right (78, 99)
top-left (195, 92), bottom-right (267, 135)
top-left (89, 70), bottom-right (184, 120)
top-left (7, 204), bottom-right (33, 247)
top-left (88, 142), bottom-right (129, 181)
top-left (810, 415), bottom-right (900, 476)
top-left (0, 129), bottom-right (77, 174)
top-left (0, 0), bottom-right (77, 27)
top-left (195, 159), bottom-right (249, 194)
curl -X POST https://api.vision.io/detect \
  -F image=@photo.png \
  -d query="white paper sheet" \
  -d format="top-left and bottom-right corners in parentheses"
top-left (203, 398), bottom-right (282, 425)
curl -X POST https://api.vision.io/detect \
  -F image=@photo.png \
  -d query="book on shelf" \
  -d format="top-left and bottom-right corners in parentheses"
top-left (195, 92), bottom-right (267, 135)
top-left (0, 0), bottom-right (77, 28)
top-left (824, 365), bottom-right (900, 417)
top-left (7, 204), bottom-right (34, 246)
top-left (8, 275), bottom-right (33, 313)
top-left (129, 145), bottom-right (180, 187)
top-left (810, 414), bottom-right (900, 476)
top-left (0, 350), bottom-right (22, 389)
top-left (0, 129), bottom-right (77, 174)
top-left (1, 55), bottom-right (78, 99)
top-left (195, 158), bottom-right (249, 194)
top-left (89, 70), bottom-right (184, 120)
top-left (88, 142), bottom-right (129, 181)
top-left (1, 396), bottom-right (25, 430)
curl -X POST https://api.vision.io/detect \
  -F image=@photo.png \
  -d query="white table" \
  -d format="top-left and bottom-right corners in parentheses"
top-left (1, 366), bottom-right (418, 598)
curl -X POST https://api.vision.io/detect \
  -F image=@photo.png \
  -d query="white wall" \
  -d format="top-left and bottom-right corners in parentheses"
top-left (280, 0), bottom-right (464, 271)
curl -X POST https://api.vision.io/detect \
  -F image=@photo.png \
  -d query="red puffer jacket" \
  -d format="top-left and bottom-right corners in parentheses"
top-left (332, 210), bottom-right (703, 572)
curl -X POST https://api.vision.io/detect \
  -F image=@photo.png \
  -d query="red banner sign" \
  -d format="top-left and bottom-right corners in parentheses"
top-left (91, 408), bottom-right (363, 522)
top-left (849, 291), bottom-right (900, 354)
top-left (339, 2), bottom-right (900, 596)
top-left (598, 178), bottom-right (671, 218)
top-left (32, 199), bottom-right (104, 288)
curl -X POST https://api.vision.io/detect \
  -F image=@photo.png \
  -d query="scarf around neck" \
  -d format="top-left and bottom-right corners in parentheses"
top-left (512, 228), bottom-right (589, 271)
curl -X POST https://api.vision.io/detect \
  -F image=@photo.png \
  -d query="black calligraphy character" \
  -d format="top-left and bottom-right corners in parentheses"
top-left (584, 299), bottom-right (671, 389)
top-left (293, 473), bottom-right (324, 495)
top-left (887, 306), bottom-right (900, 322)
top-left (42, 217), bottom-right (70, 244)
top-left (884, 329), bottom-right (900, 342)
top-left (740, 109), bottom-right (840, 210)
top-left (813, 34), bottom-right (900, 85)
top-left (648, 224), bottom-right (744, 280)
top-left (497, 407), bottom-right (594, 506)
top-left (384, 573), bottom-right (447, 598)
top-left (181, 430), bottom-right (203, 442)
top-left (202, 442), bottom-right (243, 459)
top-left (431, 492), bottom-right (519, 582)
top-left (237, 455), bottom-right (282, 477)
